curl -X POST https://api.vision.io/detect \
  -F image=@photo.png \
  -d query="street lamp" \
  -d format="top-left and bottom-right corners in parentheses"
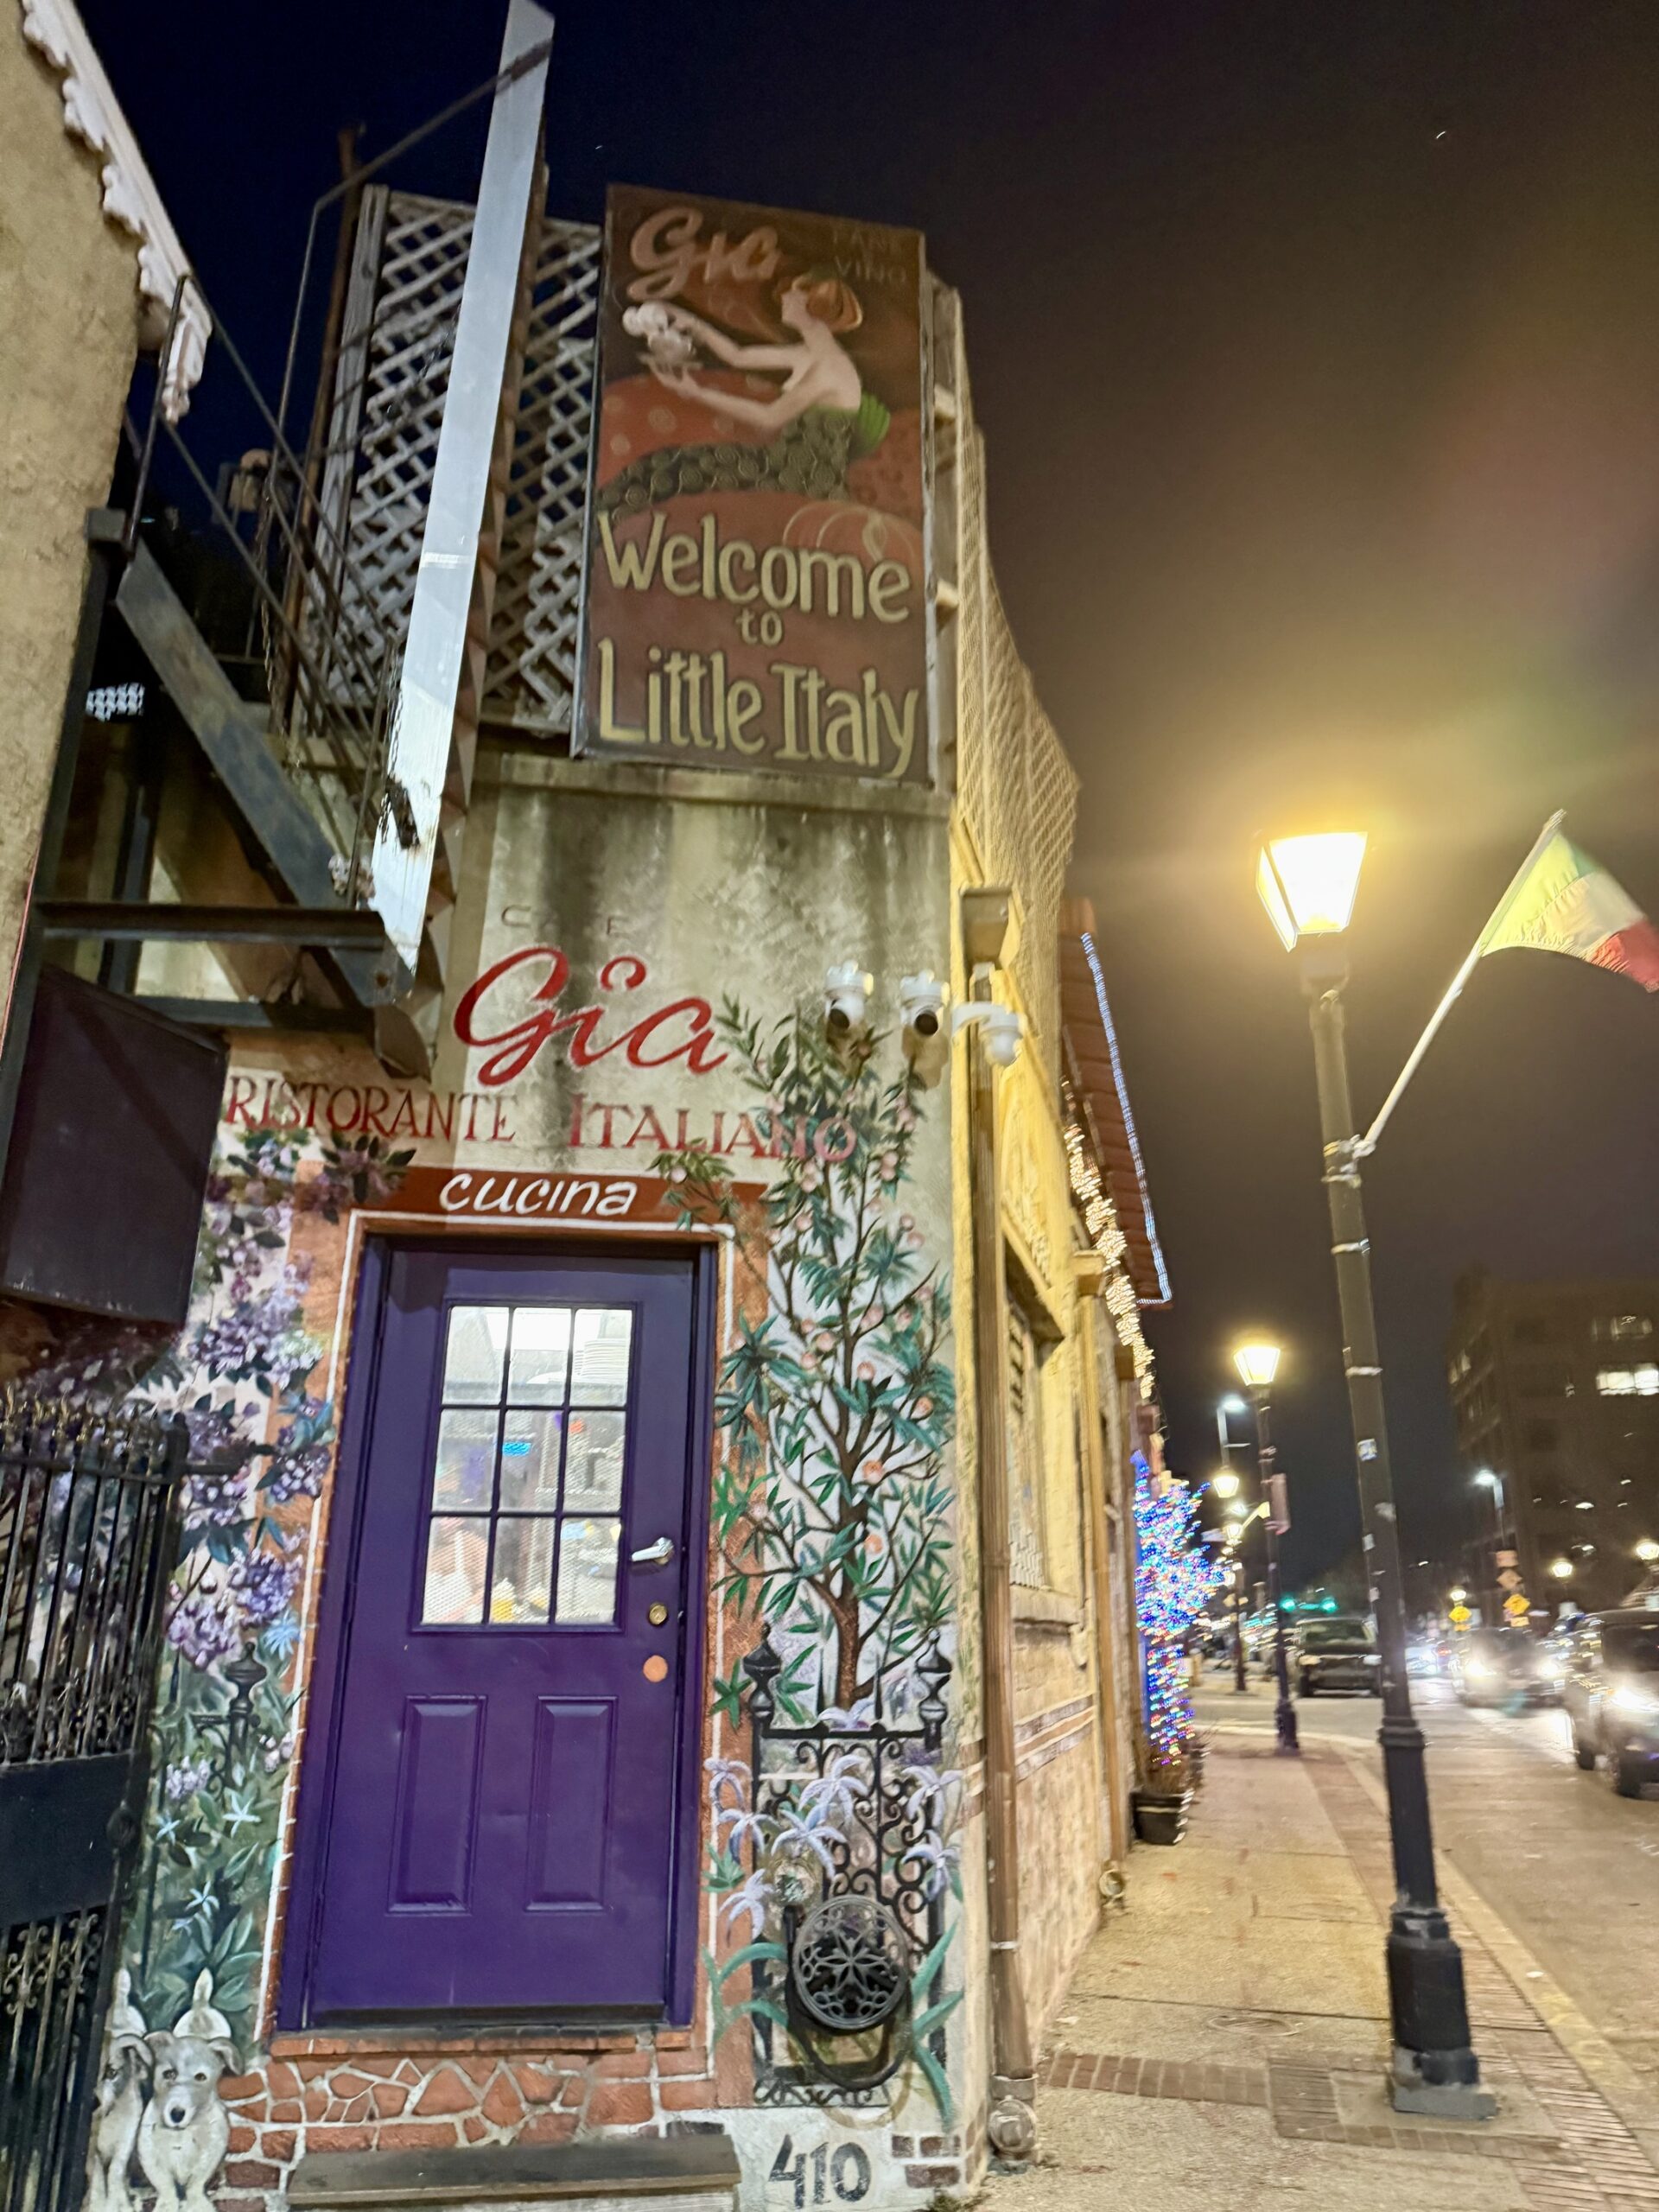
top-left (1257, 829), bottom-right (1493, 2121)
top-left (1548, 1556), bottom-right (1573, 1581)
top-left (1231, 1339), bottom-right (1298, 1755)
top-left (1636, 1540), bottom-right (1659, 1565)
top-left (1212, 1468), bottom-right (1242, 1500)
top-left (1448, 1586), bottom-right (1468, 1605)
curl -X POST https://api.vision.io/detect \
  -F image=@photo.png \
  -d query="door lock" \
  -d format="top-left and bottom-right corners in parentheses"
top-left (630, 1536), bottom-right (675, 1568)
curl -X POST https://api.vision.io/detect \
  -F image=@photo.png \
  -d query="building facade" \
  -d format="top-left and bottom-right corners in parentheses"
top-left (1446, 1268), bottom-right (1659, 1615)
top-left (0, 17), bottom-right (1179, 2212)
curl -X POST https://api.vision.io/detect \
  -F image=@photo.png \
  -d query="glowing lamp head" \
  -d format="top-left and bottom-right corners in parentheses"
top-left (1233, 1341), bottom-right (1281, 1390)
top-left (1449, 1586), bottom-right (1468, 1604)
top-left (1220, 1395), bottom-right (1248, 1414)
top-left (1211, 1469), bottom-right (1242, 1500)
top-left (1548, 1556), bottom-right (1574, 1581)
top-left (1224, 1500), bottom-right (1248, 1521)
top-left (1637, 1539), bottom-right (1659, 1565)
top-left (1473, 1469), bottom-right (1500, 1491)
top-left (1255, 833), bottom-right (1368, 950)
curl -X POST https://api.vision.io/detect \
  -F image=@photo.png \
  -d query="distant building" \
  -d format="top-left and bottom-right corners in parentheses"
top-left (1446, 1269), bottom-right (1659, 1614)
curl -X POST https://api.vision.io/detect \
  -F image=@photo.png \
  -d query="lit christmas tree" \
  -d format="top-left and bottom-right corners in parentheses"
top-left (1133, 1452), bottom-right (1225, 1779)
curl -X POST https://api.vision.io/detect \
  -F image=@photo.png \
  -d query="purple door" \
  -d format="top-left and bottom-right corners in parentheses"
top-left (300, 1245), bottom-right (702, 2019)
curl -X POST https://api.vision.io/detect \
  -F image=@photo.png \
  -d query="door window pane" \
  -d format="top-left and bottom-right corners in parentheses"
top-left (423, 1517), bottom-right (490, 1624)
top-left (570, 1309), bottom-right (632, 1404)
top-left (442, 1307), bottom-right (507, 1404)
top-left (509, 1307), bottom-right (572, 1405)
top-left (556, 1517), bottom-right (620, 1623)
top-left (564, 1411), bottom-right (626, 1510)
top-left (499, 1408), bottom-right (563, 1510)
top-left (422, 1300), bottom-right (636, 1632)
top-left (430, 1408), bottom-right (499, 1511)
top-left (490, 1518), bottom-right (556, 1624)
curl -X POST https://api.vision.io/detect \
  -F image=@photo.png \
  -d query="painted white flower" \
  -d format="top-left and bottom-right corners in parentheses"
top-left (705, 1754), bottom-right (753, 1809)
top-left (721, 1868), bottom-right (776, 1938)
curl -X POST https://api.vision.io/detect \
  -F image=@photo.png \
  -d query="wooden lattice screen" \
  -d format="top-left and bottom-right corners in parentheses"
top-left (318, 188), bottom-right (601, 740)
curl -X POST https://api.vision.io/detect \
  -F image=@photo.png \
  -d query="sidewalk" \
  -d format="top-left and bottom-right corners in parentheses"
top-left (987, 1731), bottom-right (1659, 2212)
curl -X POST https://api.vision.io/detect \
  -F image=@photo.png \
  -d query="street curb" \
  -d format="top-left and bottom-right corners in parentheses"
top-left (1204, 1714), bottom-right (1659, 2135)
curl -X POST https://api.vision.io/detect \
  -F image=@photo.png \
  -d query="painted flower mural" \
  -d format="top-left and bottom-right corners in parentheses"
top-left (110, 1125), bottom-right (410, 2044)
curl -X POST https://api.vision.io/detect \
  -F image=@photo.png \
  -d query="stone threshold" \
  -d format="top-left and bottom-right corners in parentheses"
top-left (289, 2137), bottom-right (741, 2208)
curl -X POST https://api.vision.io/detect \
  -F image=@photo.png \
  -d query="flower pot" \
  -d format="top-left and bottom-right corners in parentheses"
top-left (1132, 1787), bottom-right (1191, 1846)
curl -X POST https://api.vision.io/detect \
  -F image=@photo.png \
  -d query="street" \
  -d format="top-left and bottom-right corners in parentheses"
top-left (1197, 1669), bottom-right (1659, 2097)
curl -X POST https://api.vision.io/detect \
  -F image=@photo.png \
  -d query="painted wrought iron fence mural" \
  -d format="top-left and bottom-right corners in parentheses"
top-left (738, 1630), bottom-right (955, 2106)
top-left (0, 1401), bottom-right (187, 2212)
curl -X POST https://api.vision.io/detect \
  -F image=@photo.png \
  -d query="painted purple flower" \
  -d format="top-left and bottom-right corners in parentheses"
top-left (163, 1757), bottom-right (213, 1802)
top-left (182, 1464), bottom-right (246, 1530)
top-left (227, 1551), bottom-right (296, 1628)
top-left (165, 1589), bottom-right (241, 1672)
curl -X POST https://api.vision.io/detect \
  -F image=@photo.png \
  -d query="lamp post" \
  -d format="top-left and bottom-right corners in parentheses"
top-left (1257, 830), bottom-right (1494, 2121)
top-left (1232, 1343), bottom-right (1298, 1752)
top-left (1211, 1463), bottom-right (1248, 1690)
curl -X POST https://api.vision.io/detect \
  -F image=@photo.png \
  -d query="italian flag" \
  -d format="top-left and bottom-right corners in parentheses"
top-left (1480, 826), bottom-right (1659, 991)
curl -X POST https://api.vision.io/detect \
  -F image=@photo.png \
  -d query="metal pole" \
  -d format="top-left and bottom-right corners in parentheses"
top-left (1304, 961), bottom-right (1495, 2120)
top-left (1250, 1393), bottom-right (1299, 1752)
top-left (965, 964), bottom-right (1035, 2164)
top-left (1217, 1405), bottom-right (1249, 1692)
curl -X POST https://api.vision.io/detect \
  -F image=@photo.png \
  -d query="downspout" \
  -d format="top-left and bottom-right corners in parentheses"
top-left (1074, 1268), bottom-right (1129, 1868)
top-left (962, 903), bottom-right (1036, 2165)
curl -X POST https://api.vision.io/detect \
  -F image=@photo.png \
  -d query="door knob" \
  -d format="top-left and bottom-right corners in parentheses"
top-left (630, 1536), bottom-right (675, 1567)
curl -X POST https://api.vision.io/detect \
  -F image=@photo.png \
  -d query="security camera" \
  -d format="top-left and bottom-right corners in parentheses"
top-left (951, 1000), bottom-right (1025, 1070)
top-left (823, 960), bottom-right (874, 1039)
top-left (898, 972), bottom-right (950, 1085)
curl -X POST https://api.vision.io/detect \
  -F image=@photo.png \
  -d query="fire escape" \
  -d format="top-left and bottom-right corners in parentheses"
top-left (10, 0), bottom-right (597, 1108)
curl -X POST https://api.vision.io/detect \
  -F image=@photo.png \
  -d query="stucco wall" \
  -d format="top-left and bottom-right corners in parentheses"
top-left (0, 16), bottom-right (139, 1016)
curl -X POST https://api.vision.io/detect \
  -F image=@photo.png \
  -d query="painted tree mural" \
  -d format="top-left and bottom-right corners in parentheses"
top-left (660, 1001), bottom-right (955, 1721)
top-left (659, 1001), bottom-right (963, 2116)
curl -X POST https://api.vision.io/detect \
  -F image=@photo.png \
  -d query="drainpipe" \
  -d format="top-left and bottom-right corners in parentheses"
top-left (1074, 1264), bottom-right (1130, 1868)
top-left (960, 887), bottom-right (1035, 2167)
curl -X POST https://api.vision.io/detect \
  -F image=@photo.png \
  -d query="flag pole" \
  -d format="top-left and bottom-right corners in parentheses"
top-left (1357, 810), bottom-right (1565, 1157)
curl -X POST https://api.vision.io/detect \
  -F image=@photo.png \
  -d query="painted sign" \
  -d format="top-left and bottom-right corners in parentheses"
top-left (575, 186), bottom-right (931, 785)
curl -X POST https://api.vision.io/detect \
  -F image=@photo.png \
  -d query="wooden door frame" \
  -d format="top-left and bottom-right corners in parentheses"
top-left (276, 1231), bottom-right (719, 2031)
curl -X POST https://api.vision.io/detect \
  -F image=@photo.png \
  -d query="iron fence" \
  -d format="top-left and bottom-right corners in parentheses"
top-left (0, 1401), bottom-right (187, 2212)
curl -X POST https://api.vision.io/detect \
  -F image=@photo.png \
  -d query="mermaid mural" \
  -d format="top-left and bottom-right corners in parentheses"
top-left (601, 270), bottom-right (892, 512)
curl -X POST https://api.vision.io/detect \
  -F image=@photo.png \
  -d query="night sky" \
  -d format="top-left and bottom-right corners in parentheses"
top-left (81, 0), bottom-right (1659, 1585)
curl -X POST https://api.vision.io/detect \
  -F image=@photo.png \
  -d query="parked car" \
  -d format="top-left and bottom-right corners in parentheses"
top-left (1294, 1615), bottom-right (1381, 1696)
top-left (1448, 1626), bottom-right (1560, 1707)
top-left (1562, 1610), bottom-right (1659, 1797)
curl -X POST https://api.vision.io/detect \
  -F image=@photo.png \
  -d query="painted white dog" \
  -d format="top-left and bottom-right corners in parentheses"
top-left (137, 1972), bottom-right (237, 2212)
top-left (86, 1971), bottom-right (149, 2212)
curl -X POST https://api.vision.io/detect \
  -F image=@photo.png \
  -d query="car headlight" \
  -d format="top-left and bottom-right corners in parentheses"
top-left (1465, 1660), bottom-right (1492, 1680)
top-left (1610, 1681), bottom-right (1659, 1720)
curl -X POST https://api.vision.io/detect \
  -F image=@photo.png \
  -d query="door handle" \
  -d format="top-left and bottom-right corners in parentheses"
top-left (630, 1536), bottom-right (675, 1568)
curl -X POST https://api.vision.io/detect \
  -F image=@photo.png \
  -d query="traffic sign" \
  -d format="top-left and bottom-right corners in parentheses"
top-left (1496, 1549), bottom-right (1518, 1568)
top-left (1448, 1605), bottom-right (1471, 1626)
top-left (1503, 1592), bottom-right (1530, 1618)
top-left (1497, 1567), bottom-right (1523, 1591)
